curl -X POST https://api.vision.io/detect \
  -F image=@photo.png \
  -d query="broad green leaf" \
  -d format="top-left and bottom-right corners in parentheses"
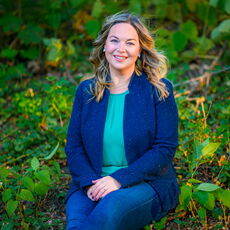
top-left (20, 47), bottom-right (39, 60)
top-left (215, 189), bottom-right (230, 208)
top-left (193, 190), bottom-right (215, 210)
top-left (188, 178), bottom-right (202, 184)
top-left (197, 207), bottom-right (207, 219)
top-left (201, 143), bottom-right (220, 158)
top-left (180, 20), bottom-right (198, 40)
top-left (0, 167), bottom-right (9, 179)
top-left (0, 14), bottom-right (22, 32)
top-left (197, 183), bottom-right (220, 192)
top-left (6, 200), bottom-right (18, 216)
top-left (22, 176), bottom-right (34, 191)
top-left (85, 20), bottom-right (100, 39)
top-left (209, 0), bottom-right (219, 7)
top-left (218, 19), bottom-right (230, 33)
top-left (179, 185), bottom-right (192, 208)
top-left (47, 12), bottom-right (61, 29)
top-left (201, 138), bottom-right (210, 148)
top-left (18, 189), bottom-right (35, 201)
top-left (0, 48), bottom-right (18, 59)
top-left (31, 157), bottom-right (40, 171)
top-left (35, 170), bottom-right (51, 185)
top-left (225, 0), bottom-right (230, 13)
top-left (2, 189), bottom-right (12, 203)
top-left (186, 0), bottom-right (199, 12)
top-left (34, 183), bottom-right (49, 196)
top-left (92, 0), bottom-right (103, 17)
top-left (193, 139), bottom-right (203, 160)
top-left (172, 31), bottom-right (188, 52)
top-left (44, 142), bottom-right (59, 160)
top-left (129, 0), bottom-right (142, 14)
top-left (194, 37), bottom-right (214, 54)
top-left (18, 24), bottom-right (44, 45)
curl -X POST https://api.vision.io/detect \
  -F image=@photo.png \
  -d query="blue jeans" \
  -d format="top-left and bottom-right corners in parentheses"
top-left (66, 182), bottom-right (165, 230)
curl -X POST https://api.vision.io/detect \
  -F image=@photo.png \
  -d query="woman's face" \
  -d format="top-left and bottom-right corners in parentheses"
top-left (104, 23), bottom-right (141, 76)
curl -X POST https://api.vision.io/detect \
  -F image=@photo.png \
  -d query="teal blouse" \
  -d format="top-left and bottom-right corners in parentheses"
top-left (101, 90), bottom-right (129, 177)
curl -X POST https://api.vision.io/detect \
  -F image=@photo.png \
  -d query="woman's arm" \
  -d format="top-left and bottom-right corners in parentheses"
top-left (109, 79), bottom-right (178, 188)
top-left (65, 82), bottom-right (100, 192)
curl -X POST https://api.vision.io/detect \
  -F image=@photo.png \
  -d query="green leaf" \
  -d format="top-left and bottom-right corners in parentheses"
top-left (47, 12), bottom-right (61, 29)
top-left (172, 31), bottom-right (188, 51)
top-left (197, 183), bottom-right (220, 192)
top-left (188, 178), bottom-right (202, 184)
top-left (194, 37), bottom-right (214, 54)
top-left (6, 200), bottom-right (18, 216)
top-left (0, 167), bottom-right (9, 179)
top-left (44, 142), bottom-right (59, 160)
top-left (18, 24), bottom-right (44, 45)
top-left (85, 20), bottom-right (101, 39)
top-left (224, 0), bottom-right (230, 13)
top-left (92, 0), bottom-right (103, 17)
top-left (31, 157), bottom-right (40, 171)
top-left (35, 170), bottom-right (51, 185)
top-left (0, 14), bottom-right (23, 32)
top-left (215, 189), bottom-right (230, 208)
top-left (22, 176), bottom-right (34, 191)
top-left (179, 184), bottom-right (192, 208)
top-left (209, 0), bottom-right (219, 7)
top-left (0, 48), bottom-right (18, 59)
top-left (18, 189), bottom-right (35, 201)
top-left (2, 189), bottom-right (12, 203)
top-left (129, 0), bottom-right (142, 14)
top-left (193, 190), bottom-right (215, 210)
top-left (180, 20), bottom-right (198, 40)
top-left (218, 19), bottom-right (230, 33)
top-left (34, 183), bottom-right (49, 196)
top-left (201, 143), bottom-right (220, 158)
top-left (197, 207), bottom-right (207, 219)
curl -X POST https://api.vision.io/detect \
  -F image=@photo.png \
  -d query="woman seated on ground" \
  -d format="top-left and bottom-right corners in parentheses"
top-left (65, 11), bottom-right (179, 230)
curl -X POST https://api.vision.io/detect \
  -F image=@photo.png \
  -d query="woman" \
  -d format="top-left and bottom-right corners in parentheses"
top-left (65, 12), bottom-right (179, 230)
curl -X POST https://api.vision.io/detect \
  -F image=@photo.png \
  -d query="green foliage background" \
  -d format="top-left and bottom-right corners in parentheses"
top-left (0, 0), bottom-right (229, 229)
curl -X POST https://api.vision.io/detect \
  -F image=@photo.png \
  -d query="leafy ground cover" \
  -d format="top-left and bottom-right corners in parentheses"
top-left (0, 0), bottom-right (229, 229)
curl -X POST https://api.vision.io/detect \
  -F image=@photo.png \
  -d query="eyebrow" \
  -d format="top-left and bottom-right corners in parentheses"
top-left (109, 35), bottom-right (137, 41)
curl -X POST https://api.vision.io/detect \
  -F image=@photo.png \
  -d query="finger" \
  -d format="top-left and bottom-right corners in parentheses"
top-left (94, 187), bottom-right (108, 201)
top-left (92, 183), bottom-right (107, 199)
top-left (90, 180), bottom-right (106, 196)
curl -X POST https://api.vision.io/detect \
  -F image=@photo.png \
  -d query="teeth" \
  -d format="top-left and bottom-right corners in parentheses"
top-left (115, 56), bottom-right (126, 60)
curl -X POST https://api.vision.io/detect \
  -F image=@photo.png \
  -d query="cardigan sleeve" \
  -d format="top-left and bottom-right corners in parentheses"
top-left (65, 82), bottom-right (100, 191)
top-left (109, 79), bottom-right (178, 188)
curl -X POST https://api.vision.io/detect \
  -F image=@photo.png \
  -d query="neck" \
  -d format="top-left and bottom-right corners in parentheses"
top-left (109, 68), bottom-right (134, 86)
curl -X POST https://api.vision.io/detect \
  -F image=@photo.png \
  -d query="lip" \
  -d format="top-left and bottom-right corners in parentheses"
top-left (113, 55), bottom-right (128, 62)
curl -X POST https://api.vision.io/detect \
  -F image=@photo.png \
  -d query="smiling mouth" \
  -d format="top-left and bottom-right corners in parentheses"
top-left (113, 55), bottom-right (128, 61)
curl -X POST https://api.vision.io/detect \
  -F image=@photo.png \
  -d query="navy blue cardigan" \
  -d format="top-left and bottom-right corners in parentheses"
top-left (65, 72), bottom-right (180, 214)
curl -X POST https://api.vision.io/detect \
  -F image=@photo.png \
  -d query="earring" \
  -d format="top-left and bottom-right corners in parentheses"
top-left (138, 53), bottom-right (141, 58)
top-left (103, 48), bottom-right (106, 52)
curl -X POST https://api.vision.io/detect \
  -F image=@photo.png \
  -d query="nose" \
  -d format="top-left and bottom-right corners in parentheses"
top-left (117, 42), bottom-right (126, 52)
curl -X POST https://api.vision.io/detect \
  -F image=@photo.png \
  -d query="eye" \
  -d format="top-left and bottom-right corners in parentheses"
top-left (127, 42), bottom-right (134, 46)
top-left (111, 39), bottom-right (118, 43)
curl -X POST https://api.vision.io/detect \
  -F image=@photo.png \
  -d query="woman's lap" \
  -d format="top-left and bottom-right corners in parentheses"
top-left (66, 182), bottom-right (163, 230)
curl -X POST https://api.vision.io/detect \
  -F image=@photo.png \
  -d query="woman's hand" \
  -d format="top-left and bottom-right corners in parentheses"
top-left (87, 176), bottom-right (121, 201)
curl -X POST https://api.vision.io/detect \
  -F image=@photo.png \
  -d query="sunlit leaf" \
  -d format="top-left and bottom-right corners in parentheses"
top-left (197, 183), bottom-right (220, 192)
top-left (18, 189), bottom-right (35, 201)
top-left (31, 157), bottom-right (40, 171)
top-left (22, 176), bottom-right (34, 191)
top-left (34, 183), bottom-right (49, 196)
top-left (35, 170), bottom-right (51, 185)
top-left (201, 143), bottom-right (220, 158)
top-left (2, 189), bottom-right (12, 203)
top-left (6, 200), bottom-right (18, 216)
top-left (44, 142), bottom-right (59, 160)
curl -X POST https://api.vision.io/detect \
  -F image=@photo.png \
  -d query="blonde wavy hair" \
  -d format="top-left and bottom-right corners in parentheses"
top-left (89, 11), bottom-right (169, 102)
